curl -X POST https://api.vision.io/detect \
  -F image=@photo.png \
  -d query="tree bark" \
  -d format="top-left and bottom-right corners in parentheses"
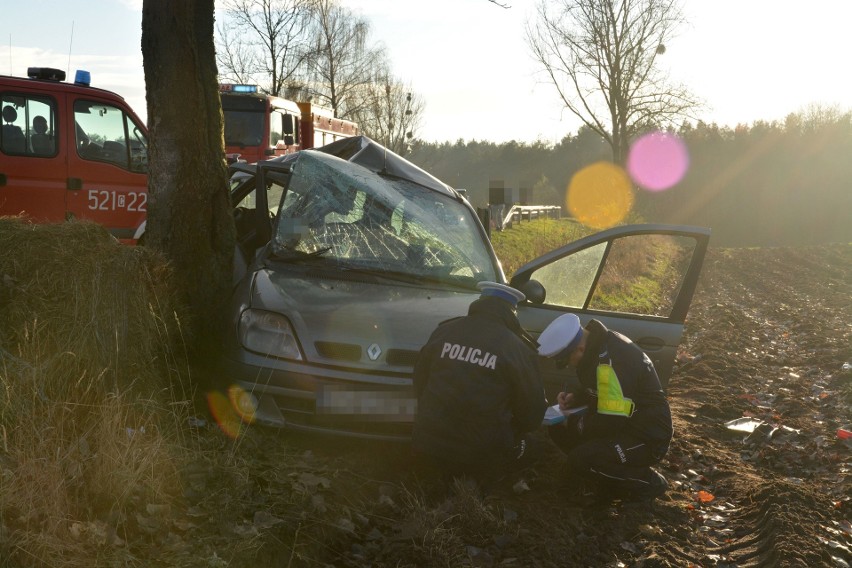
top-left (141, 0), bottom-right (235, 364)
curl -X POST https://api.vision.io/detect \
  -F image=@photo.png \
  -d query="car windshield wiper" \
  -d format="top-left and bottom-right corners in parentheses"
top-left (336, 263), bottom-right (473, 290)
top-left (338, 264), bottom-right (420, 283)
top-left (267, 246), bottom-right (332, 263)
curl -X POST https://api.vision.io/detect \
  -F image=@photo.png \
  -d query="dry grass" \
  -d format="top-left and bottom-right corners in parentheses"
top-left (0, 217), bottom-right (194, 566)
top-left (355, 477), bottom-right (511, 567)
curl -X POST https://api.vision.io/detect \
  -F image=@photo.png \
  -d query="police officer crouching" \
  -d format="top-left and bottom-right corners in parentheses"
top-left (538, 314), bottom-right (672, 505)
top-left (412, 281), bottom-right (547, 486)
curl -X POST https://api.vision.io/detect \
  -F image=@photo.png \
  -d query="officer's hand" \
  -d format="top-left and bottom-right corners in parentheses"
top-left (557, 391), bottom-right (574, 411)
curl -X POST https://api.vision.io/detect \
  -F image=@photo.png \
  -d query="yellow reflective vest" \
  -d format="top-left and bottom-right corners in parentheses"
top-left (596, 362), bottom-right (635, 417)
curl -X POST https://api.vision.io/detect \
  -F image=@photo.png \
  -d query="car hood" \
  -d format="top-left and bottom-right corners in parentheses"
top-left (250, 267), bottom-right (475, 370)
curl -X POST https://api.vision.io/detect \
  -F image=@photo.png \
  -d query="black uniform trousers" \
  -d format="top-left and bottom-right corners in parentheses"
top-left (548, 415), bottom-right (668, 497)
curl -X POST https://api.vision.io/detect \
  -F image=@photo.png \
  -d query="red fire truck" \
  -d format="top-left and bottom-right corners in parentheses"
top-left (0, 67), bottom-right (149, 243)
top-left (219, 83), bottom-right (358, 164)
top-left (0, 72), bottom-right (359, 244)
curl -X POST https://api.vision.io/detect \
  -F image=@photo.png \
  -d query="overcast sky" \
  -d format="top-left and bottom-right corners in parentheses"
top-left (4, 0), bottom-right (850, 144)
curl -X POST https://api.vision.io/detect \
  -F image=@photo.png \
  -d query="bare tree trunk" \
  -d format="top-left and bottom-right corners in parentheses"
top-left (142, 0), bottom-right (235, 364)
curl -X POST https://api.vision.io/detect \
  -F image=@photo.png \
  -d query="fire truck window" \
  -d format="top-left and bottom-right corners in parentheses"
top-left (2, 94), bottom-right (58, 157)
top-left (224, 109), bottom-right (263, 146)
top-left (126, 114), bottom-right (148, 173)
top-left (74, 100), bottom-right (133, 169)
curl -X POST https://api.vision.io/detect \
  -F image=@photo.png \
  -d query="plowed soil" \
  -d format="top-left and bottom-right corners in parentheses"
top-left (178, 244), bottom-right (852, 567)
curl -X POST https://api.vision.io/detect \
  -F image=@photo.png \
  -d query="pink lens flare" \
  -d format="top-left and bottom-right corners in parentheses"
top-left (627, 132), bottom-right (689, 192)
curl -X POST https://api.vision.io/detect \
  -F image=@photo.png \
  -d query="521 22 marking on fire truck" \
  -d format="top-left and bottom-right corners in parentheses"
top-left (87, 189), bottom-right (148, 213)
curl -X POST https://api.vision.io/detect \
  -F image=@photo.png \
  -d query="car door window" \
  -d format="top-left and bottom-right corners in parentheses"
top-left (528, 233), bottom-right (699, 318)
top-left (588, 234), bottom-right (698, 317)
top-left (126, 115), bottom-right (148, 173)
top-left (528, 242), bottom-right (606, 309)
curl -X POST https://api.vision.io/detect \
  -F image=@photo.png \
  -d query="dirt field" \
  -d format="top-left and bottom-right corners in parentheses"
top-left (122, 244), bottom-right (852, 567)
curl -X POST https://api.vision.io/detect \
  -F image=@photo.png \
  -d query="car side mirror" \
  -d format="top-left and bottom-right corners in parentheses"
top-left (517, 279), bottom-right (546, 304)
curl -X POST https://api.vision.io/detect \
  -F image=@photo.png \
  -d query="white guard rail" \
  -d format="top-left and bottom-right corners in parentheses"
top-left (501, 205), bottom-right (562, 228)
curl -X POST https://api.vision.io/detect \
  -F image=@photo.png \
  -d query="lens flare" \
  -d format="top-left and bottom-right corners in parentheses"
top-left (627, 131), bottom-right (689, 192)
top-left (207, 389), bottom-right (246, 439)
top-left (228, 385), bottom-right (257, 424)
top-left (567, 162), bottom-right (634, 229)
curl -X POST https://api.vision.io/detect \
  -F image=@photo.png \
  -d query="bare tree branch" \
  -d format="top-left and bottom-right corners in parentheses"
top-left (349, 67), bottom-right (425, 155)
top-left (526, 0), bottom-right (701, 164)
top-left (216, 0), bottom-right (315, 96)
top-left (281, 0), bottom-right (382, 120)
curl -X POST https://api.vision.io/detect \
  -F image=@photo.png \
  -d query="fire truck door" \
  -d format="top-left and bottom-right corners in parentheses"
top-left (65, 98), bottom-right (148, 241)
top-left (0, 92), bottom-right (67, 222)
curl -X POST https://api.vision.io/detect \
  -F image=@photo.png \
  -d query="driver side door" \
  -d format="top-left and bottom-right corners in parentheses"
top-left (512, 223), bottom-right (710, 398)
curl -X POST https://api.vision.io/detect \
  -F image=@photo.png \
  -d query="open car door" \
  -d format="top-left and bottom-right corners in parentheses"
top-left (510, 223), bottom-right (710, 398)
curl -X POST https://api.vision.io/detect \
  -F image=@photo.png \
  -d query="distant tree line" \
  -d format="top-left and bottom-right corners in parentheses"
top-left (409, 107), bottom-right (852, 247)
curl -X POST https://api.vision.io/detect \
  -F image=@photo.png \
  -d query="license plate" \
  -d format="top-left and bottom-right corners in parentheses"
top-left (316, 386), bottom-right (416, 422)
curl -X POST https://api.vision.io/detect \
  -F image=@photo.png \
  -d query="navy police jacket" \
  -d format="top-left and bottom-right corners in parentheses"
top-left (412, 296), bottom-right (547, 465)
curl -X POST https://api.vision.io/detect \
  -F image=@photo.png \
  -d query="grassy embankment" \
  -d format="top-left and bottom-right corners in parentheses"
top-left (489, 217), bottom-right (588, 276)
top-left (0, 215), bottom-right (678, 566)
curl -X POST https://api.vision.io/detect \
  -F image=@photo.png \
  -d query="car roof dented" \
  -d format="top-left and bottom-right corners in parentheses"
top-left (230, 136), bottom-right (457, 198)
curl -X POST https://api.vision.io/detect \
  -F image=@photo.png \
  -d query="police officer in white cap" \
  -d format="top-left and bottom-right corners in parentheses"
top-left (412, 281), bottom-right (547, 486)
top-left (538, 314), bottom-right (672, 504)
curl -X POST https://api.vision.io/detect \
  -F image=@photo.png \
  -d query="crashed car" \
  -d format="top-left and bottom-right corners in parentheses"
top-left (221, 136), bottom-right (710, 440)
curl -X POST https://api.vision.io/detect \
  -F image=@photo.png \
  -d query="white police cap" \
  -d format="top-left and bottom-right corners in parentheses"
top-left (476, 281), bottom-right (526, 306)
top-left (537, 313), bottom-right (583, 357)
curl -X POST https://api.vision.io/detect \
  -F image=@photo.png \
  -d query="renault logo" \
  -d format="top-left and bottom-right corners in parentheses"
top-left (367, 343), bottom-right (382, 361)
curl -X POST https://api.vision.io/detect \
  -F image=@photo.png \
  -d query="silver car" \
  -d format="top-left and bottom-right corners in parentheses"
top-left (222, 136), bottom-right (710, 441)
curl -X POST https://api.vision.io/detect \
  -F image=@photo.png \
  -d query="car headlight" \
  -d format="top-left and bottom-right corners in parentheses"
top-left (238, 309), bottom-right (303, 361)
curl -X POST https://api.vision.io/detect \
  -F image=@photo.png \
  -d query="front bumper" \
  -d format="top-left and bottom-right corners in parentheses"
top-left (223, 355), bottom-right (416, 442)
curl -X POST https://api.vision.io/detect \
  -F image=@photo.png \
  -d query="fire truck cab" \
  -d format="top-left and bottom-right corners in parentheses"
top-left (220, 84), bottom-right (303, 164)
top-left (219, 83), bottom-right (359, 165)
top-left (0, 67), bottom-right (148, 242)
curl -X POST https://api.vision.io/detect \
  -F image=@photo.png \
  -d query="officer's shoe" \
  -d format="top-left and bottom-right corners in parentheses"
top-left (559, 480), bottom-right (613, 508)
top-left (621, 470), bottom-right (668, 505)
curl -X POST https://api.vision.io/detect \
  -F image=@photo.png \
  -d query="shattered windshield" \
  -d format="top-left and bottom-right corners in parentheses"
top-left (271, 151), bottom-right (498, 286)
